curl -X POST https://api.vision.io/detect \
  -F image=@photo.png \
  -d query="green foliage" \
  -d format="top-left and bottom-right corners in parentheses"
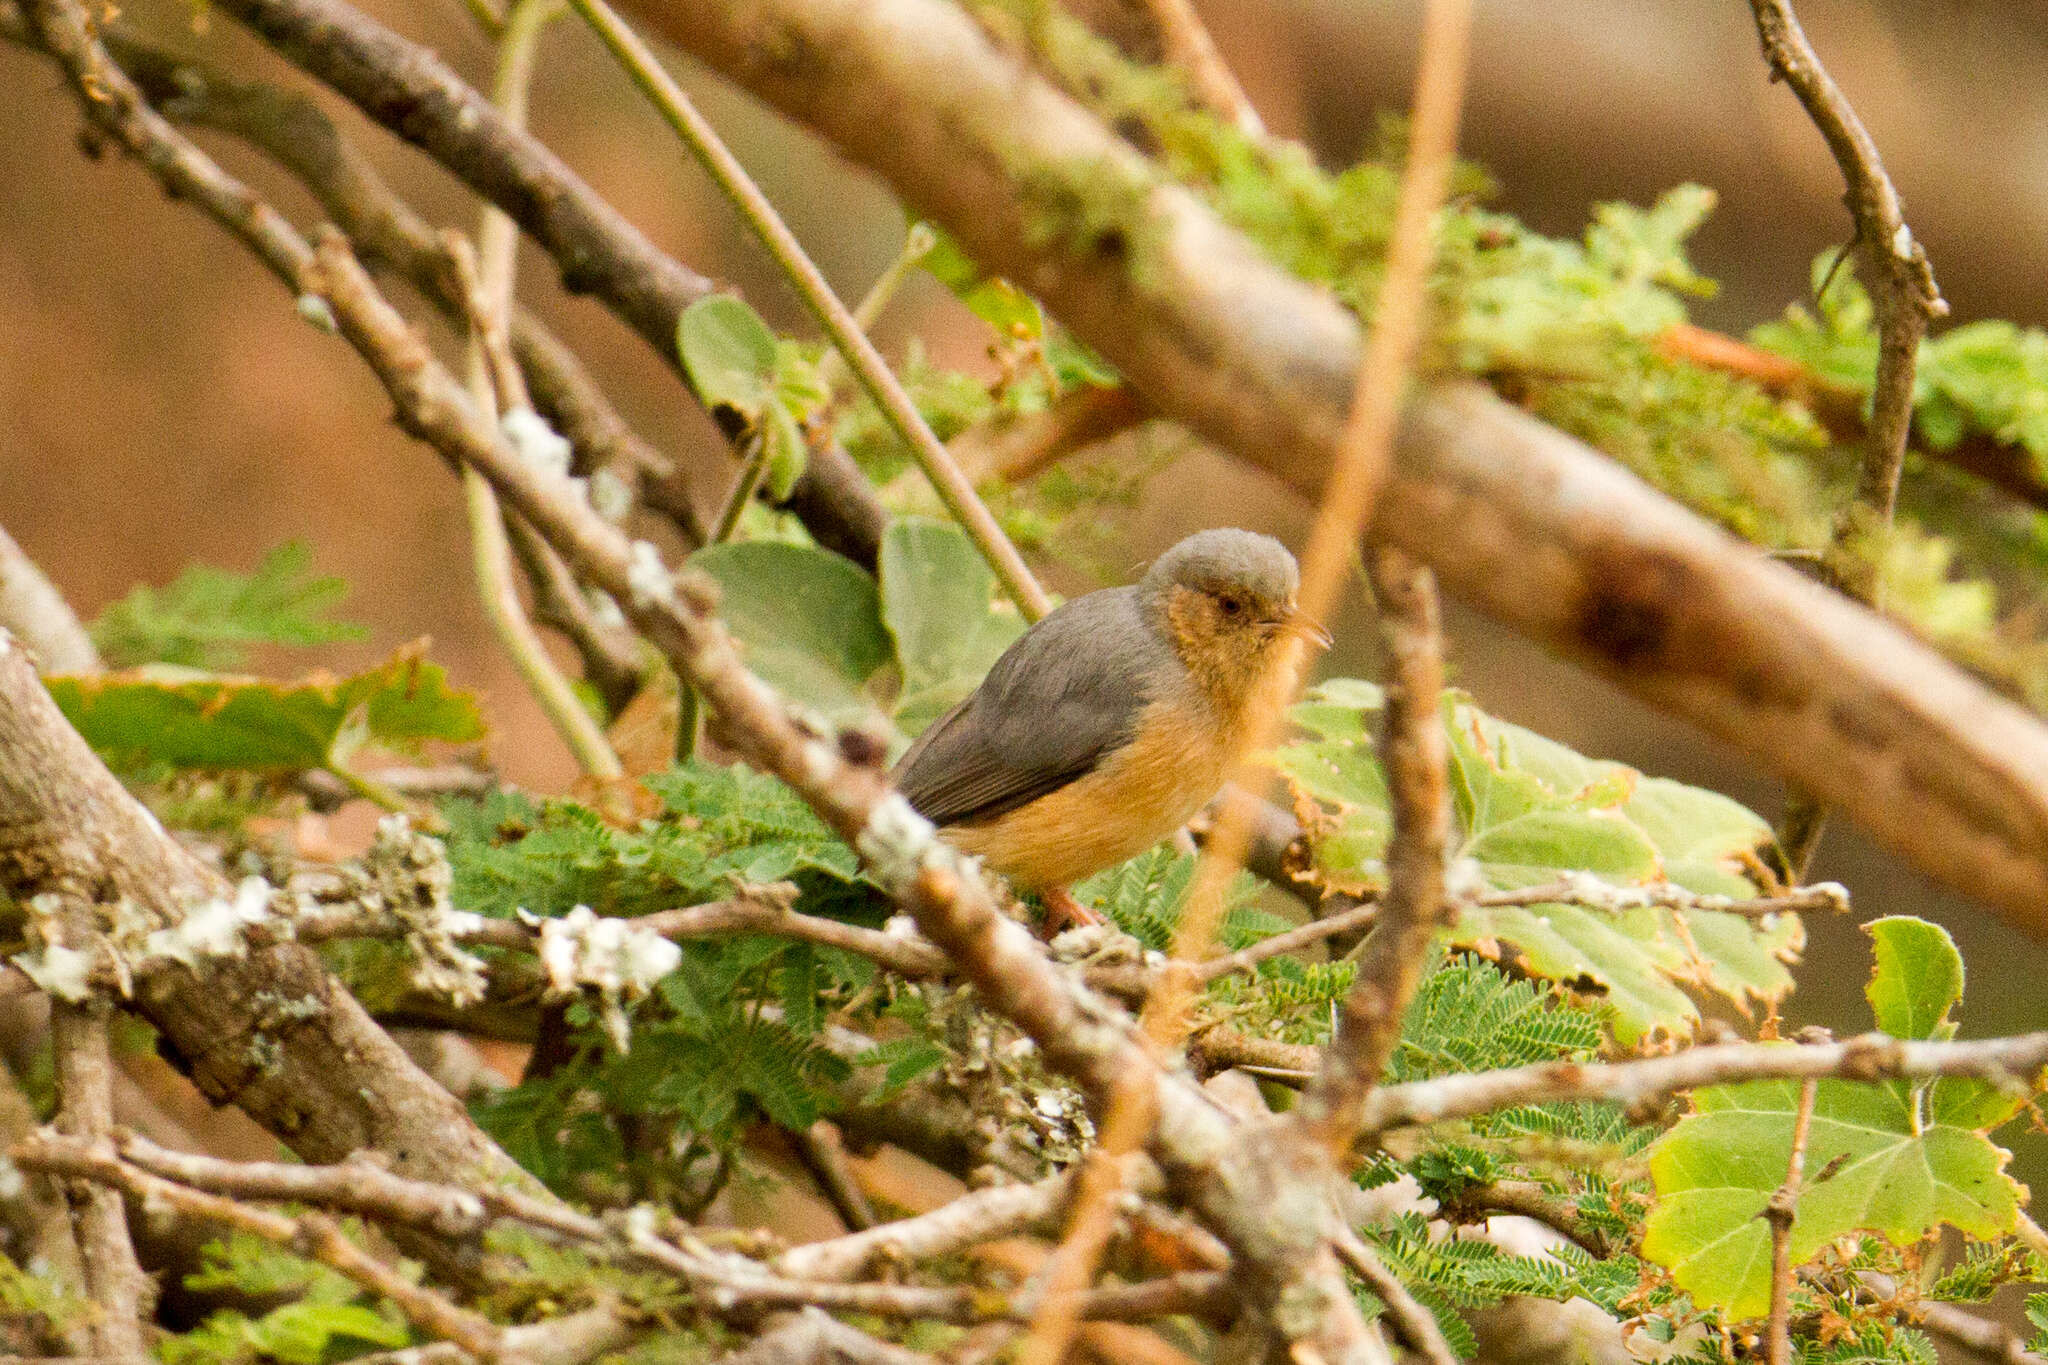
top-left (1642, 918), bottom-right (2029, 1319)
top-left (0, 1249), bottom-right (87, 1335)
top-left (160, 1231), bottom-right (408, 1365)
top-left (1755, 255), bottom-right (2048, 477)
top-left (43, 644), bottom-right (483, 776)
top-left (1072, 844), bottom-right (1262, 953)
top-left (677, 295), bottom-right (827, 499)
top-left (690, 539), bottom-right (896, 732)
top-left (878, 518), bottom-right (1028, 734)
top-left (688, 522), bottom-right (1033, 744)
top-left (441, 764), bottom-right (873, 1195)
top-left (2027, 1292), bottom-right (2048, 1353)
top-left (1276, 679), bottom-right (1801, 1043)
top-left (90, 541), bottom-right (365, 670)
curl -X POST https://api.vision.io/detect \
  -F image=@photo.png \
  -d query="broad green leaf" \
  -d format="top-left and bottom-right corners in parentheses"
top-left (44, 643), bottom-right (483, 773)
top-left (678, 295), bottom-right (778, 419)
top-left (1273, 681), bottom-right (1799, 1044)
top-left (1865, 916), bottom-right (1964, 1041)
top-left (688, 542), bottom-right (896, 732)
top-left (1643, 1071), bottom-right (2021, 1319)
top-left (878, 519), bottom-right (1027, 735)
top-left (91, 541), bottom-right (365, 670)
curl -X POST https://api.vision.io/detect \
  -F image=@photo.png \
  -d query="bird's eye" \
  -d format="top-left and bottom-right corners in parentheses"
top-left (1218, 595), bottom-right (1245, 617)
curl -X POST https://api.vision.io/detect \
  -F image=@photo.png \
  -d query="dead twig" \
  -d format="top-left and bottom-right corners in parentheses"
top-left (1765, 1077), bottom-right (1818, 1365)
top-left (1745, 0), bottom-right (1949, 877)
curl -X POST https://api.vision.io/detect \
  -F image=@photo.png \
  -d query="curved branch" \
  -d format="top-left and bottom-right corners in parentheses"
top-left (619, 0), bottom-right (2048, 941)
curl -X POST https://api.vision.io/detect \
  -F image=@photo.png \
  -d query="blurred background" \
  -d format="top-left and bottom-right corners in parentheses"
top-left (2, 0), bottom-right (2043, 1180)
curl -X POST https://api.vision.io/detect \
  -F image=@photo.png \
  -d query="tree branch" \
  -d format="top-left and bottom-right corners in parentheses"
top-left (1355, 1030), bottom-right (2048, 1135)
top-left (1745, 0), bottom-right (1951, 877)
top-left (0, 526), bottom-right (99, 676)
top-left (616, 0), bottom-right (2048, 942)
top-left (203, 0), bottom-right (890, 567)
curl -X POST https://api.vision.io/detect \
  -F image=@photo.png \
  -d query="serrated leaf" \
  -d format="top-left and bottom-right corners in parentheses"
top-left (678, 295), bottom-right (778, 419)
top-left (44, 642), bottom-right (483, 773)
top-left (91, 541), bottom-right (366, 670)
top-left (1864, 916), bottom-right (1963, 1041)
top-left (689, 541), bottom-right (897, 733)
top-left (879, 518), bottom-right (1027, 735)
top-left (1274, 681), bottom-right (1799, 1044)
top-left (1643, 1070), bottom-right (2021, 1319)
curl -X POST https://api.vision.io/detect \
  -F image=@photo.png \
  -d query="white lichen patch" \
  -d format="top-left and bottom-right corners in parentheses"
top-left (536, 905), bottom-right (682, 1051)
top-left (627, 540), bottom-right (675, 610)
top-left (588, 466), bottom-right (633, 523)
top-left (361, 814), bottom-right (489, 1007)
top-left (501, 405), bottom-right (573, 477)
top-left (12, 943), bottom-right (95, 1003)
top-left (1892, 222), bottom-right (1915, 259)
top-left (145, 875), bottom-right (276, 969)
top-left (854, 794), bottom-right (941, 896)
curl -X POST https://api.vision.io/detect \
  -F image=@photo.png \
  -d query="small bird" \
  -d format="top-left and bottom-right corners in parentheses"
top-left (892, 528), bottom-right (1329, 930)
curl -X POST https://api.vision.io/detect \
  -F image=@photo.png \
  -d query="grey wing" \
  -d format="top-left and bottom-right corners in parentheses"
top-left (891, 587), bottom-right (1170, 827)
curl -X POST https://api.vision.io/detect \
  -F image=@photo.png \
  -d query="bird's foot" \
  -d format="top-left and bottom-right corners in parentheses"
top-left (1037, 886), bottom-right (1105, 939)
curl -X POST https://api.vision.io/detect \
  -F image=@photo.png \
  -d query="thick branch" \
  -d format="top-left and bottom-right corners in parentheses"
top-left (0, 633), bottom-right (538, 1191)
top-left (0, 526), bottom-right (99, 675)
top-left (47, 994), bottom-right (150, 1361)
top-left (619, 0), bottom-right (2048, 941)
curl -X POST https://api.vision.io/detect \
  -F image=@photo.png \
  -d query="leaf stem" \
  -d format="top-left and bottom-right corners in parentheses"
top-left (566, 0), bottom-right (1051, 622)
top-left (460, 0), bottom-right (624, 783)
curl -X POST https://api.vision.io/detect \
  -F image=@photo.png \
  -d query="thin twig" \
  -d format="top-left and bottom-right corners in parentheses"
top-left (566, 0), bottom-right (1051, 621)
top-left (1333, 1225), bottom-right (1458, 1365)
top-left (1022, 4), bottom-right (1472, 1353)
top-left (793, 1121), bottom-right (879, 1233)
top-left (775, 1172), bottom-right (1073, 1282)
top-left (1765, 1077), bottom-right (1817, 1365)
top-left (1135, 0), bottom-right (1262, 135)
top-left (1746, 0), bottom-right (1949, 877)
top-left (1292, 548), bottom-right (1450, 1158)
top-left (46, 976), bottom-right (150, 1359)
top-left (21, 1136), bottom-right (509, 1361)
top-left (1357, 1030), bottom-right (2048, 1134)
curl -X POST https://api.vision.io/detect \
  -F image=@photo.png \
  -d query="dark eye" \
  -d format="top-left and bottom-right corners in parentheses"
top-left (1218, 595), bottom-right (1245, 617)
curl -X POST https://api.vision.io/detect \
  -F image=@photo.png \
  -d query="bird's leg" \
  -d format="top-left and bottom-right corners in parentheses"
top-left (1038, 885), bottom-right (1106, 937)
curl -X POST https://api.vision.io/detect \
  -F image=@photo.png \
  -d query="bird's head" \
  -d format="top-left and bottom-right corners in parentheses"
top-left (1142, 529), bottom-right (1331, 705)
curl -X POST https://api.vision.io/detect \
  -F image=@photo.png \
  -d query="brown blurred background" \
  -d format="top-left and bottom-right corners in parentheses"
top-left (2, 0), bottom-right (2043, 1178)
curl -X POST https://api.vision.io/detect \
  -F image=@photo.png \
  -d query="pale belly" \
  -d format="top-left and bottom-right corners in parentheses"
top-left (942, 698), bottom-right (1237, 890)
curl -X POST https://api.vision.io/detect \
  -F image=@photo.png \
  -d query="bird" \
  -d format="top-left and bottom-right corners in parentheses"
top-left (891, 528), bottom-right (1330, 932)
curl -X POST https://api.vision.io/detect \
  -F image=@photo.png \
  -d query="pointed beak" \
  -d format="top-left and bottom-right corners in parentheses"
top-left (1271, 606), bottom-right (1332, 649)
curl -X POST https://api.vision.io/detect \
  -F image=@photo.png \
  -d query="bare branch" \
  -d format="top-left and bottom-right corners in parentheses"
top-left (1133, 0), bottom-right (1263, 135)
top-left (1292, 549), bottom-right (1451, 1158)
top-left (1355, 1030), bottom-right (2048, 1135)
top-left (0, 526), bottom-right (98, 675)
top-left (1332, 1225), bottom-right (1456, 1365)
top-left (1765, 1077), bottom-right (1817, 1365)
top-left (619, 0), bottom-right (2048, 941)
top-left (47, 991), bottom-right (150, 1361)
top-left (775, 1172), bottom-right (1073, 1282)
top-left (19, 1136), bottom-right (508, 1361)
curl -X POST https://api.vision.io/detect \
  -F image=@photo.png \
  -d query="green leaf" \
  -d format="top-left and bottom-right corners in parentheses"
top-left (1642, 1070), bottom-right (2021, 1319)
top-left (1274, 681), bottom-right (1799, 1044)
top-left (90, 541), bottom-right (366, 670)
top-left (44, 643), bottom-right (483, 773)
top-left (2025, 1292), bottom-right (2048, 1353)
top-left (678, 295), bottom-right (779, 419)
top-left (879, 518), bottom-right (1028, 735)
top-left (921, 229), bottom-right (1045, 340)
top-left (689, 541), bottom-right (897, 732)
top-left (1864, 916), bottom-right (1963, 1041)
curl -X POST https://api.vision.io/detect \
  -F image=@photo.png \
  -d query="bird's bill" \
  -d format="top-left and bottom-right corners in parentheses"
top-left (1270, 607), bottom-right (1333, 649)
